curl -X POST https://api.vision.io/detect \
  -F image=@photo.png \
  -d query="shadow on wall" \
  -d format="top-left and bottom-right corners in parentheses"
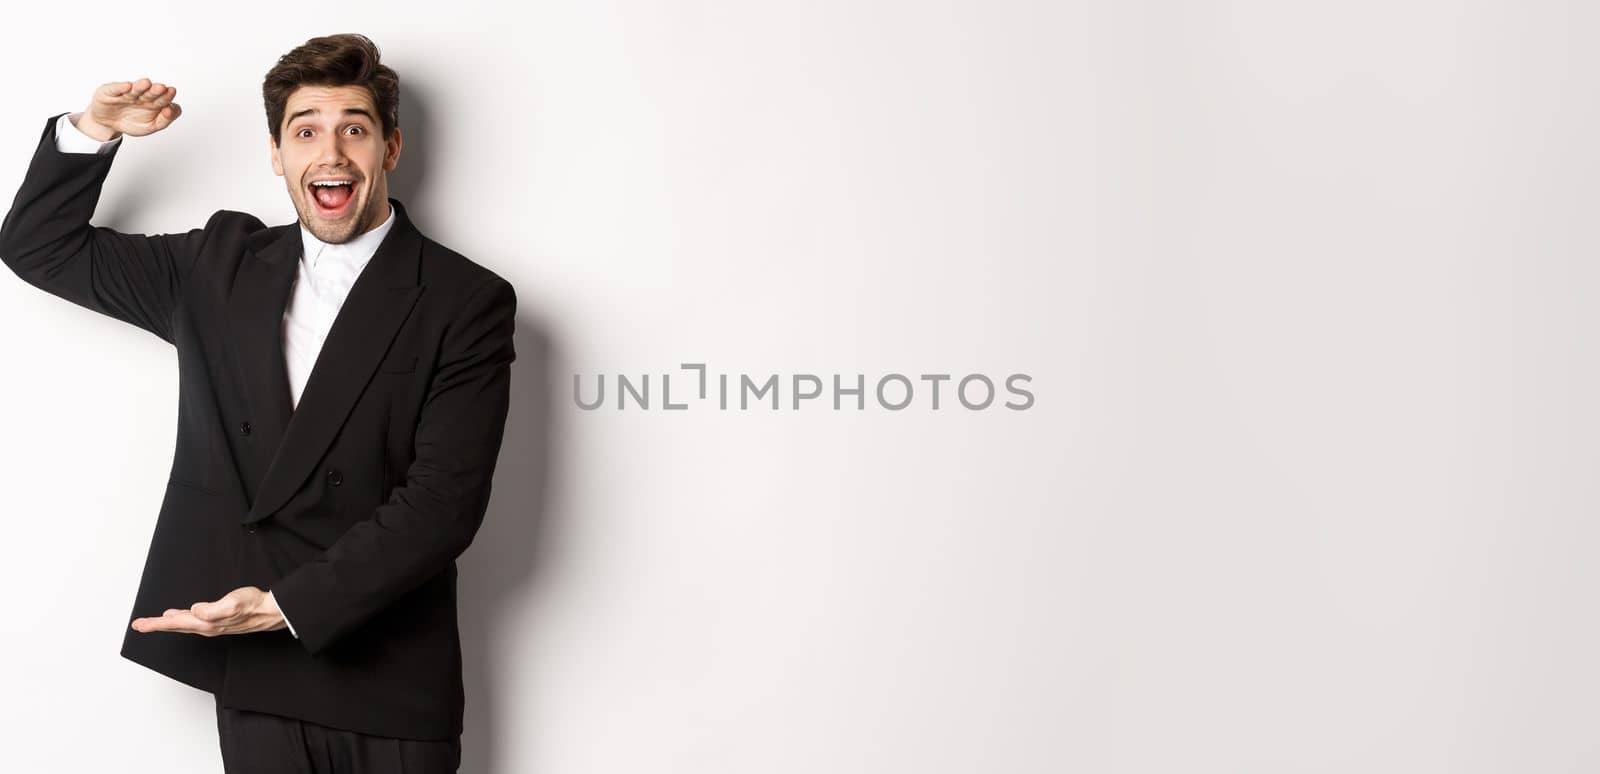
top-left (389, 79), bottom-right (567, 774)
top-left (460, 311), bottom-right (560, 774)
top-left (385, 80), bottom-right (429, 213)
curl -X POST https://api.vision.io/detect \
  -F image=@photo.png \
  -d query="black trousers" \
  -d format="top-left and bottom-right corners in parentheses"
top-left (215, 697), bottom-right (462, 773)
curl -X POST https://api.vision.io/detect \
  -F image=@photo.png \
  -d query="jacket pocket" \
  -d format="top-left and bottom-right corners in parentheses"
top-left (167, 475), bottom-right (222, 497)
top-left (379, 354), bottom-right (417, 373)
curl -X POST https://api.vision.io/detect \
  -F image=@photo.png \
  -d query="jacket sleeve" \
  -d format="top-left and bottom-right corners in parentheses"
top-left (268, 276), bottom-right (518, 655)
top-left (0, 112), bottom-right (207, 345)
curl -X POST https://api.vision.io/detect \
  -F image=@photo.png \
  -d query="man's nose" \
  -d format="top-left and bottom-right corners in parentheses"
top-left (314, 134), bottom-right (349, 165)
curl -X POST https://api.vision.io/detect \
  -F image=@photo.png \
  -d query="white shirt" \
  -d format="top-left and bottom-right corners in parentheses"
top-left (56, 112), bottom-right (395, 640)
top-left (285, 191), bottom-right (396, 409)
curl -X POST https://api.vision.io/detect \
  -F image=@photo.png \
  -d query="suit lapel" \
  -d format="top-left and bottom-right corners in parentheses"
top-left (227, 223), bottom-right (298, 503)
top-left (233, 198), bottom-right (426, 524)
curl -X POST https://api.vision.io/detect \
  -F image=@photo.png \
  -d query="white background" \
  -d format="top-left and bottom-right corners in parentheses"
top-left (0, 1), bottom-right (1587, 772)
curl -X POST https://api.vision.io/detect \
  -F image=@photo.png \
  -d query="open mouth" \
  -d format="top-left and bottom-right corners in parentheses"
top-left (308, 179), bottom-right (358, 218)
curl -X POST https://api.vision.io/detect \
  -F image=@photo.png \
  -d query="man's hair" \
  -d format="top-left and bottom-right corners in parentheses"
top-left (262, 33), bottom-right (399, 145)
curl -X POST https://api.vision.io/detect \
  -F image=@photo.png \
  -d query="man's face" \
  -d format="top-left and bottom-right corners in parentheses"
top-left (270, 84), bottom-right (402, 244)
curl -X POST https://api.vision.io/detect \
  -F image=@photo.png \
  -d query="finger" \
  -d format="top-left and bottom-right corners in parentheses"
top-left (99, 81), bottom-right (133, 98)
top-left (126, 77), bottom-right (152, 100)
top-left (132, 611), bottom-right (218, 635)
top-left (162, 608), bottom-right (183, 616)
top-left (155, 103), bottom-right (182, 130)
top-left (151, 85), bottom-right (175, 107)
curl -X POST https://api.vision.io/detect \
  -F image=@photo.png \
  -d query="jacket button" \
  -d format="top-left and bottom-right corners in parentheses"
top-left (326, 468), bottom-right (343, 487)
top-left (240, 421), bottom-right (252, 436)
top-left (246, 524), bottom-right (256, 534)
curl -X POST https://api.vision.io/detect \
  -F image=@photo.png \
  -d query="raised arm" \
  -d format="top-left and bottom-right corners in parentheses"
top-left (0, 79), bottom-right (204, 344)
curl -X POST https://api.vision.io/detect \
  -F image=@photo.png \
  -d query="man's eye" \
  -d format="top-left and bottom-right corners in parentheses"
top-left (347, 126), bottom-right (363, 135)
top-left (298, 129), bottom-right (312, 138)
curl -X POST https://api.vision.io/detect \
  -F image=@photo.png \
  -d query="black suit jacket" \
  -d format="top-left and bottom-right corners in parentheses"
top-left (0, 113), bottom-right (517, 740)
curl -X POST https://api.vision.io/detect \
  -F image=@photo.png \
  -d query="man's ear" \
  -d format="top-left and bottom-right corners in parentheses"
top-left (270, 134), bottom-right (284, 177)
top-left (384, 127), bottom-right (403, 172)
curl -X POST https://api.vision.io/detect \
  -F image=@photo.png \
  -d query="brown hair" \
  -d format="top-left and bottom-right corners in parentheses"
top-left (262, 33), bottom-right (399, 145)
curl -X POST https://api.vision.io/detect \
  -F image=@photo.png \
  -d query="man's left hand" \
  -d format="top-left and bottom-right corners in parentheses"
top-left (129, 586), bottom-right (286, 636)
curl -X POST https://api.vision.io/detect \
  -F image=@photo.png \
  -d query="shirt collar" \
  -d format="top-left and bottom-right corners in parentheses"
top-left (298, 201), bottom-right (397, 271)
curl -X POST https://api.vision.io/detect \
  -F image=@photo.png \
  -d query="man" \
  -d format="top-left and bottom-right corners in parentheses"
top-left (0, 33), bottom-right (514, 773)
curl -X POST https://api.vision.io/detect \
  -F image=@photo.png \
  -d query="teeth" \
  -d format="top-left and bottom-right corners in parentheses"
top-left (311, 181), bottom-right (353, 187)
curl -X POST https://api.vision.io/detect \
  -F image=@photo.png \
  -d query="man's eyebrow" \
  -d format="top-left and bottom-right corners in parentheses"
top-left (286, 107), bottom-right (377, 125)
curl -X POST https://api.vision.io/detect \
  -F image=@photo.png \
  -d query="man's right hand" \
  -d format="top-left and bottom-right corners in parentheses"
top-left (74, 78), bottom-right (182, 142)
